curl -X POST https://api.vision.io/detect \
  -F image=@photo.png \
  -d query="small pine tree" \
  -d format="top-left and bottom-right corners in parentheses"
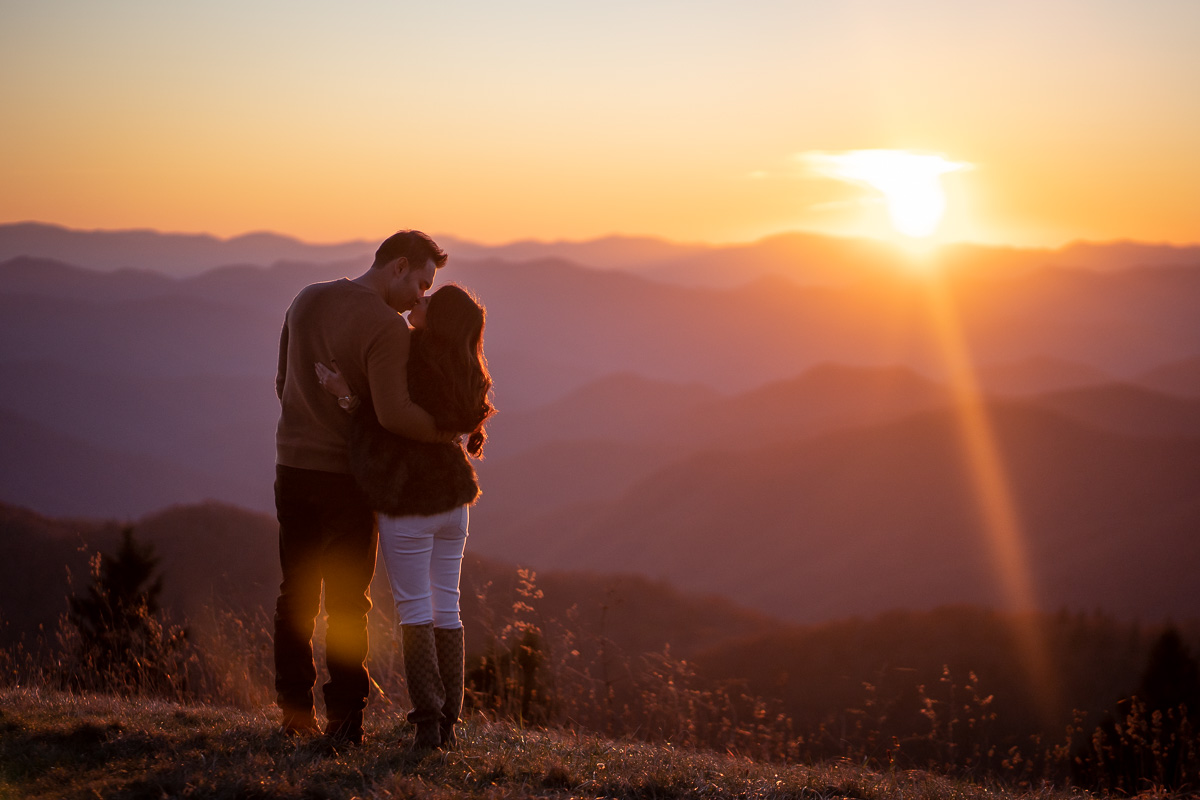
top-left (1138, 626), bottom-right (1200, 715)
top-left (65, 527), bottom-right (188, 696)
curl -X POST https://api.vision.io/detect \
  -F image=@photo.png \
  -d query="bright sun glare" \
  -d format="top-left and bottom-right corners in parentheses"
top-left (804, 150), bottom-right (971, 238)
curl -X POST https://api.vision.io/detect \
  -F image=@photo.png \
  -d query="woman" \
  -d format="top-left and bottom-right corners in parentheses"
top-left (315, 283), bottom-right (494, 750)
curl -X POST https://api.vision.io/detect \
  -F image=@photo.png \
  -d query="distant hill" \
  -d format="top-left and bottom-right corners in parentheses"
top-left (0, 222), bottom-right (375, 278)
top-left (0, 256), bottom-right (178, 302)
top-left (470, 402), bottom-right (1200, 623)
top-left (493, 363), bottom-right (953, 458)
top-left (0, 409), bottom-right (257, 518)
top-left (672, 363), bottom-right (950, 451)
top-left (1134, 355), bottom-right (1200, 397)
top-left (485, 372), bottom-right (724, 459)
top-left (475, 365), bottom-right (955, 551)
top-left (436, 233), bottom-right (711, 271)
top-left (1052, 239), bottom-right (1200, 272)
top-left (0, 501), bottom-right (776, 662)
top-left (1024, 382), bottom-right (1200, 439)
top-left (974, 356), bottom-right (1112, 395)
top-left (0, 360), bottom-right (278, 516)
top-left (693, 605), bottom-right (1200, 741)
top-left (477, 368), bottom-right (1200, 563)
top-left (0, 288), bottom-right (283, 379)
top-left (472, 439), bottom-right (694, 548)
top-left (439, 231), bottom-right (1200, 289)
top-left (639, 231), bottom-right (905, 287)
top-left (5, 222), bottom-right (1199, 287)
top-left (5, 244), bottom-right (1200, 393)
top-left (0, 503), bottom-right (114, 637)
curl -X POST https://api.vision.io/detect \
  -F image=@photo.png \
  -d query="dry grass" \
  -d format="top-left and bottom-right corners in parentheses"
top-left (2, 560), bottom-right (1195, 796)
top-left (0, 687), bottom-right (1087, 800)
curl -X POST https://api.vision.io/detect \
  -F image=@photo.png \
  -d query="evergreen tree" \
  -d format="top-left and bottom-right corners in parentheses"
top-left (66, 527), bottom-right (187, 695)
top-left (1137, 626), bottom-right (1200, 715)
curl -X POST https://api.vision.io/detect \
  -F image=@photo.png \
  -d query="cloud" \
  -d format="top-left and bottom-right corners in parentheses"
top-left (795, 149), bottom-right (973, 184)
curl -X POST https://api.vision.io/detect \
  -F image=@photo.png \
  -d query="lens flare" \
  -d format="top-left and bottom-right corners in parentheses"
top-left (803, 150), bottom-right (971, 238)
top-left (921, 275), bottom-right (1060, 726)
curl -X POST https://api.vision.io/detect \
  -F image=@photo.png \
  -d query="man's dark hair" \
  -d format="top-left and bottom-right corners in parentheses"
top-left (373, 230), bottom-right (448, 271)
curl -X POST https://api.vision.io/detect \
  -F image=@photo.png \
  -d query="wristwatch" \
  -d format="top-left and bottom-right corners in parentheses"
top-left (338, 394), bottom-right (358, 411)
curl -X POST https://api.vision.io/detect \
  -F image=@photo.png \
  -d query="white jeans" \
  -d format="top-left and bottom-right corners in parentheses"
top-left (377, 505), bottom-right (469, 628)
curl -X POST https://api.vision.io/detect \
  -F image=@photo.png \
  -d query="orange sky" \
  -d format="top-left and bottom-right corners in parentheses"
top-left (2, 2), bottom-right (1198, 248)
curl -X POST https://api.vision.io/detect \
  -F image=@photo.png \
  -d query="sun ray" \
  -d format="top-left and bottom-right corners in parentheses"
top-left (921, 274), bottom-right (1061, 724)
top-left (798, 147), bottom-right (1058, 718)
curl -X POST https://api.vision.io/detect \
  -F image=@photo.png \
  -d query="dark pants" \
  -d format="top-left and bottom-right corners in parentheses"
top-left (273, 464), bottom-right (377, 730)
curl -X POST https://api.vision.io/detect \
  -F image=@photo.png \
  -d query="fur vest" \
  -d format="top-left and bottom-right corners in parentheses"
top-left (347, 337), bottom-right (481, 517)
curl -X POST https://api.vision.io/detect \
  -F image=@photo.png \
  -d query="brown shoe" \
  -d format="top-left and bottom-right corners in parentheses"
top-left (324, 711), bottom-right (364, 746)
top-left (280, 710), bottom-right (321, 737)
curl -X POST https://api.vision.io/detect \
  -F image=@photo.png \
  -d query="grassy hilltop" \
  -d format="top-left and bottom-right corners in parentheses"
top-left (0, 688), bottom-right (1083, 800)
top-left (3, 504), bottom-right (1200, 797)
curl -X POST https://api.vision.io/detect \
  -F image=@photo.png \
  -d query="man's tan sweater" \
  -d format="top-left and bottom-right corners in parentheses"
top-left (275, 279), bottom-right (437, 474)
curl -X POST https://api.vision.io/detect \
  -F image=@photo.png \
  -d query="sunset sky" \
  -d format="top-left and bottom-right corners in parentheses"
top-left (2, 1), bottom-right (1198, 248)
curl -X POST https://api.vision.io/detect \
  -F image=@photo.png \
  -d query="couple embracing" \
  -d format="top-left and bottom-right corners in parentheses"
top-left (272, 230), bottom-right (494, 749)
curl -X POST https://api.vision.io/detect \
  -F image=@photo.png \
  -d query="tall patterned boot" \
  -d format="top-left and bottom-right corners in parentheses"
top-left (434, 626), bottom-right (465, 748)
top-left (401, 623), bottom-right (445, 750)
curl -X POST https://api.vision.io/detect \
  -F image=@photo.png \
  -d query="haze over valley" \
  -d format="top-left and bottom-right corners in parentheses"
top-left (2, 223), bottom-right (1198, 626)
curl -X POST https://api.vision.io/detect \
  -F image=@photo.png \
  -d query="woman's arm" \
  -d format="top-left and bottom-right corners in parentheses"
top-left (314, 361), bottom-right (360, 412)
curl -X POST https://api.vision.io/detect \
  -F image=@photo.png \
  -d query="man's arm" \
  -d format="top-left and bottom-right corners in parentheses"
top-left (275, 318), bottom-right (289, 401)
top-left (367, 320), bottom-right (446, 442)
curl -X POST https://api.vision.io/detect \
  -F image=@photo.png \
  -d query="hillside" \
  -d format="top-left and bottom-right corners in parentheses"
top-left (489, 364), bottom-right (952, 459)
top-left (693, 606), bottom-right (1200, 741)
top-left (974, 356), bottom-right (1112, 395)
top-left (4, 365), bottom-right (1199, 626)
top-left (1024, 382), bottom-right (1200, 438)
top-left (1135, 354), bottom-right (1200, 397)
top-left (472, 402), bottom-right (1200, 623)
top-left (0, 688), bottom-right (1079, 800)
top-left (0, 361), bottom-right (278, 513)
top-left (0, 501), bottom-right (776, 662)
top-left (5, 502), bottom-right (1198, 795)
top-left (0, 409), bottom-right (257, 518)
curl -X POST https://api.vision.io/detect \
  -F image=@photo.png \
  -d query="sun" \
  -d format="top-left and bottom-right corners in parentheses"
top-left (803, 150), bottom-right (971, 238)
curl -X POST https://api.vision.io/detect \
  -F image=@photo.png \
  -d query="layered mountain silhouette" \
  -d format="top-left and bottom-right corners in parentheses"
top-left (0, 223), bottom-right (376, 278)
top-left (973, 356), bottom-right (1112, 395)
top-left (1135, 355), bottom-right (1200, 397)
top-left (474, 401), bottom-right (1200, 622)
top-left (0, 408), bottom-right (258, 517)
top-left (1, 224), bottom-right (1197, 625)
top-left (6, 222), bottom-right (1197, 285)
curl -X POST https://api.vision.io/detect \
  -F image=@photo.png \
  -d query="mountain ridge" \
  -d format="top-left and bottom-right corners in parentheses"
top-left (5, 221), bottom-right (1199, 286)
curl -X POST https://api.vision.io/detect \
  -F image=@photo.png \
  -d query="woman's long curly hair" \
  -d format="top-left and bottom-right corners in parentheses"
top-left (409, 284), bottom-right (495, 457)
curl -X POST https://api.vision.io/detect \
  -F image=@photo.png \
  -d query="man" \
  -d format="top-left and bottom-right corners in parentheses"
top-left (273, 229), bottom-right (449, 744)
